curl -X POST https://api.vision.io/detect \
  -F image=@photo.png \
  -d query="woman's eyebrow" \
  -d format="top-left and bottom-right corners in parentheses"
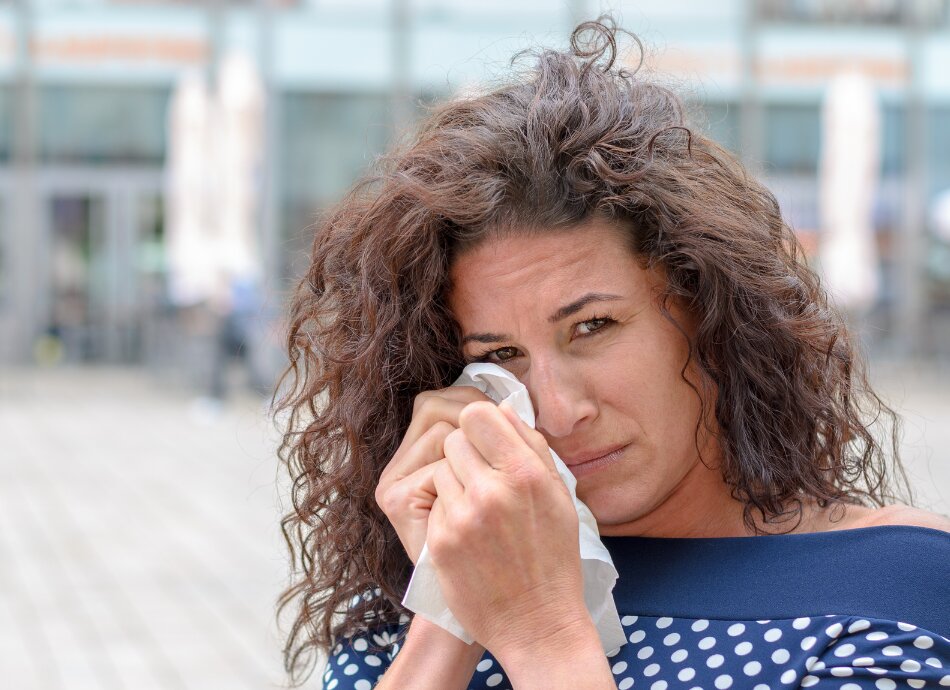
top-left (461, 292), bottom-right (624, 345)
top-left (548, 292), bottom-right (624, 323)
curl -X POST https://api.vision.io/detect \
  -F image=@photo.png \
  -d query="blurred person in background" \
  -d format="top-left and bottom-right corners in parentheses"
top-left (273, 18), bottom-right (950, 690)
top-left (207, 270), bottom-right (264, 405)
top-left (929, 188), bottom-right (950, 358)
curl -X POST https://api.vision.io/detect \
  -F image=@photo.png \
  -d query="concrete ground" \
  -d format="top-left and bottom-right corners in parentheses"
top-left (869, 359), bottom-right (950, 515)
top-left (0, 366), bottom-right (295, 690)
top-left (0, 361), bottom-right (947, 690)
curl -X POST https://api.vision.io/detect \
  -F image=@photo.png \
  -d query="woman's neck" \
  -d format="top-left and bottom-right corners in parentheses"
top-left (597, 457), bottom-right (873, 538)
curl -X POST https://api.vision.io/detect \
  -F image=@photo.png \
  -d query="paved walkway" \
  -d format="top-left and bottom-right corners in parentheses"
top-left (870, 359), bottom-right (950, 515)
top-left (0, 362), bottom-right (947, 690)
top-left (0, 366), bottom-right (298, 690)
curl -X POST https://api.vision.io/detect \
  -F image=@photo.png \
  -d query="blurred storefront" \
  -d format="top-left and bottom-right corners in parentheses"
top-left (0, 0), bottom-right (949, 386)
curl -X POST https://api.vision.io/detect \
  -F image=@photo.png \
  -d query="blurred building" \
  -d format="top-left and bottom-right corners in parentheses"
top-left (1, 0), bottom-right (949, 384)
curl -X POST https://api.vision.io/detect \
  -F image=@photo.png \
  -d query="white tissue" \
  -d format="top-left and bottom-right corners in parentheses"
top-left (401, 362), bottom-right (627, 654)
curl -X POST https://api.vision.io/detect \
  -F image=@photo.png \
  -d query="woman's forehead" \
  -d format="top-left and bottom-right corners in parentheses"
top-left (449, 219), bottom-right (633, 284)
top-left (447, 223), bottom-right (665, 319)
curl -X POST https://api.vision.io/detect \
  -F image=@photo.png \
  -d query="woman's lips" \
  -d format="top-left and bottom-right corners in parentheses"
top-left (563, 443), bottom-right (630, 478)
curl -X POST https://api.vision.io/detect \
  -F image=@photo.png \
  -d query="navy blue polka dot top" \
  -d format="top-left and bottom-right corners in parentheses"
top-left (322, 525), bottom-right (950, 689)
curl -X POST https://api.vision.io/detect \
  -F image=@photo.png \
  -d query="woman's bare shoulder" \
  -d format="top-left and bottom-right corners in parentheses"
top-left (855, 504), bottom-right (950, 533)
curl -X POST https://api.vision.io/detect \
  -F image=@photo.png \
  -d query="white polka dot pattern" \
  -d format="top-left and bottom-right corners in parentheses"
top-left (321, 613), bottom-right (950, 689)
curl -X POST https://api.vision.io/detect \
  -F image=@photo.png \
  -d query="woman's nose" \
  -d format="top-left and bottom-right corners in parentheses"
top-left (527, 365), bottom-right (597, 438)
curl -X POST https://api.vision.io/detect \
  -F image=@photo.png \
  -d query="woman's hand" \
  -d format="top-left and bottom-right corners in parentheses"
top-left (374, 385), bottom-right (493, 565)
top-left (426, 400), bottom-right (591, 657)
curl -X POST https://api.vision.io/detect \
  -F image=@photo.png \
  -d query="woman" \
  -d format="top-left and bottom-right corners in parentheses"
top-left (274, 18), bottom-right (950, 690)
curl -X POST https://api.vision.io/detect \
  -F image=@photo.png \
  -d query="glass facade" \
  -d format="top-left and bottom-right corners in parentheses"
top-left (279, 91), bottom-right (392, 284)
top-left (756, 0), bottom-right (948, 26)
top-left (765, 103), bottom-right (821, 174)
top-left (0, 86), bottom-right (11, 163)
top-left (0, 197), bottom-right (5, 309)
top-left (39, 85), bottom-right (169, 165)
top-left (697, 101), bottom-right (740, 154)
top-left (280, 91), bottom-right (391, 205)
top-left (931, 107), bottom-right (950, 196)
top-left (47, 194), bottom-right (107, 361)
top-left (0, 1), bottom-right (947, 364)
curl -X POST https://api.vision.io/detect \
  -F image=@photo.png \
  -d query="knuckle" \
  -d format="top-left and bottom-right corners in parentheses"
top-left (455, 504), bottom-right (483, 534)
top-left (419, 420), bottom-right (455, 460)
top-left (373, 482), bottom-right (386, 507)
top-left (428, 525), bottom-right (455, 557)
top-left (437, 504), bottom-right (483, 545)
top-left (449, 384), bottom-right (492, 402)
top-left (534, 442), bottom-right (554, 463)
top-left (443, 427), bottom-right (467, 452)
top-left (432, 460), bottom-right (453, 484)
top-left (472, 486), bottom-right (505, 515)
top-left (411, 390), bottom-right (435, 416)
top-left (529, 428), bottom-right (549, 449)
top-left (375, 485), bottom-right (393, 513)
top-left (428, 536), bottom-right (446, 559)
top-left (465, 481), bottom-right (491, 507)
top-left (510, 464), bottom-right (544, 489)
top-left (459, 399), bottom-right (495, 423)
top-left (433, 418), bottom-right (456, 433)
top-left (426, 420), bottom-right (456, 442)
top-left (476, 393), bottom-right (495, 406)
top-left (376, 482), bottom-right (406, 514)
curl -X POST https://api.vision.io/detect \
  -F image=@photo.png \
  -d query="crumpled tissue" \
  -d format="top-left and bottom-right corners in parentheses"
top-left (401, 361), bottom-right (627, 653)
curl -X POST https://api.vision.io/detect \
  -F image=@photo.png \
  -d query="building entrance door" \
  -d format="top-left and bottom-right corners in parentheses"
top-left (37, 168), bottom-right (165, 364)
top-left (46, 193), bottom-right (110, 361)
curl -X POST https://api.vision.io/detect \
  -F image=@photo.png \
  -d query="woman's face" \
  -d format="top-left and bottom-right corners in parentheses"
top-left (447, 217), bottom-right (723, 533)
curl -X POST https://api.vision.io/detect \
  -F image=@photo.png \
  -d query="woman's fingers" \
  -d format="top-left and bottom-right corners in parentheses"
top-left (457, 400), bottom-right (544, 474)
top-left (498, 401), bottom-right (561, 480)
top-left (374, 384), bottom-right (492, 565)
top-left (402, 386), bottom-right (492, 449)
top-left (376, 459), bottom-right (444, 565)
top-left (381, 386), bottom-right (491, 485)
top-left (377, 457), bottom-right (438, 512)
top-left (388, 420), bottom-right (455, 481)
top-left (432, 459), bottom-right (465, 505)
top-left (443, 427), bottom-right (494, 489)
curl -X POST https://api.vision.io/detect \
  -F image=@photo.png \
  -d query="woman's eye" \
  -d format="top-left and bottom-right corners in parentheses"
top-left (576, 317), bottom-right (611, 336)
top-left (479, 346), bottom-right (517, 363)
top-left (468, 316), bottom-right (615, 364)
top-left (467, 345), bottom-right (518, 364)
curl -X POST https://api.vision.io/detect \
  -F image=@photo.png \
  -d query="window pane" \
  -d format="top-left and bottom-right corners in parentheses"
top-left (930, 107), bottom-right (950, 195)
top-left (696, 101), bottom-right (740, 154)
top-left (765, 103), bottom-right (820, 173)
top-left (881, 104), bottom-right (905, 176)
top-left (280, 92), bottom-right (391, 205)
top-left (39, 85), bottom-right (169, 164)
top-left (0, 86), bottom-right (11, 163)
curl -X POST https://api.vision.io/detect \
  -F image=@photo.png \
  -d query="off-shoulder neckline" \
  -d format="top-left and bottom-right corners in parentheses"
top-left (600, 522), bottom-right (949, 637)
top-left (599, 523), bottom-right (950, 542)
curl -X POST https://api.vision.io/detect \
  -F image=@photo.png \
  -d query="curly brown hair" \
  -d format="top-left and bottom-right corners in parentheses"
top-left (271, 16), bottom-right (914, 685)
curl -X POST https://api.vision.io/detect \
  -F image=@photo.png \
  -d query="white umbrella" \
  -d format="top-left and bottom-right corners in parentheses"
top-left (817, 68), bottom-right (882, 317)
top-left (165, 53), bottom-right (265, 310)
top-left (930, 188), bottom-right (950, 244)
top-left (165, 69), bottom-right (217, 308)
top-left (216, 51), bottom-right (265, 287)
